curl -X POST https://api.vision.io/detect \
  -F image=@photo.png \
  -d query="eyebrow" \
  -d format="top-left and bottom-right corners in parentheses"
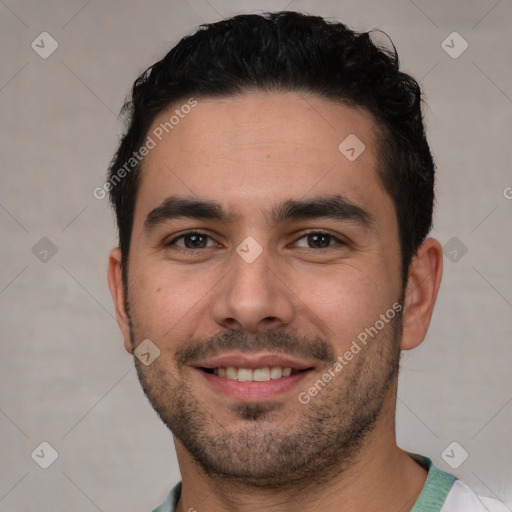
top-left (144, 196), bottom-right (230, 231)
top-left (143, 194), bottom-right (374, 232)
top-left (271, 195), bottom-right (374, 230)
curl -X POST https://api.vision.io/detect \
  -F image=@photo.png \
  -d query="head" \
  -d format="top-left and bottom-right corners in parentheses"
top-left (108, 11), bottom-right (435, 288)
top-left (107, 11), bottom-right (442, 487)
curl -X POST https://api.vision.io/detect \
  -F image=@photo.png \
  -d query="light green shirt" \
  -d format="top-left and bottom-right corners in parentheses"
top-left (152, 455), bottom-right (466, 512)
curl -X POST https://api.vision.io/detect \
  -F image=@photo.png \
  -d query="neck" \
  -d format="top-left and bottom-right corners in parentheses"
top-left (174, 393), bottom-right (427, 512)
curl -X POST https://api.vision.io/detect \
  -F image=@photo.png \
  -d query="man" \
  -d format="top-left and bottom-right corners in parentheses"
top-left (106, 11), bottom-right (504, 512)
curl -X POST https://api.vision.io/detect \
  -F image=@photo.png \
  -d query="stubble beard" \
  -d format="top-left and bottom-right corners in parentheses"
top-left (131, 311), bottom-right (403, 489)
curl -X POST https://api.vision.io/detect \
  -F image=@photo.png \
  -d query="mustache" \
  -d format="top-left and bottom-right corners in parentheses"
top-left (174, 329), bottom-right (335, 367)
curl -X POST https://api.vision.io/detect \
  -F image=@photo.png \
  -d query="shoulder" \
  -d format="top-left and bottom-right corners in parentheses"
top-left (442, 479), bottom-right (508, 512)
top-left (407, 453), bottom-right (507, 512)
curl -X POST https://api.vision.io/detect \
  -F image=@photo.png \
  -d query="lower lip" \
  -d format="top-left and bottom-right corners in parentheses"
top-left (197, 369), bottom-right (310, 401)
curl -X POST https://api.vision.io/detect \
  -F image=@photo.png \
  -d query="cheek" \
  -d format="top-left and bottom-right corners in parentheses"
top-left (128, 262), bottom-right (214, 341)
top-left (295, 264), bottom-right (397, 345)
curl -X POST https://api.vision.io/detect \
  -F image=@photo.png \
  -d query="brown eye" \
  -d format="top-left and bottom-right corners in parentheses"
top-left (294, 232), bottom-right (343, 249)
top-left (307, 233), bottom-right (332, 248)
top-left (182, 234), bottom-right (208, 248)
top-left (167, 232), bottom-right (217, 249)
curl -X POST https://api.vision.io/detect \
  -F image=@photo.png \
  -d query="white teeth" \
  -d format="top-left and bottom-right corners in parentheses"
top-left (212, 366), bottom-right (294, 381)
top-left (226, 367), bottom-right (238, 380)
top-left (270, 366), bottom-right (284, 379)
top-left (253, 367), bottom-right (271, 381)
top-left (237, 368), bottom-right (253, 382)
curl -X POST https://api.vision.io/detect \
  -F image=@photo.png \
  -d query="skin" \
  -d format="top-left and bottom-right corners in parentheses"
top-left (108, 91), bottom-right (443, 512)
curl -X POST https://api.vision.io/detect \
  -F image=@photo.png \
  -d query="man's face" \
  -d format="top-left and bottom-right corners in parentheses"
top-left (120, 92), bottom-right (405, 486)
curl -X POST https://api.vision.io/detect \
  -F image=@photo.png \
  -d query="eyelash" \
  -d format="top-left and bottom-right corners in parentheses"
top-left (165, 230), bottom-right (346, 250)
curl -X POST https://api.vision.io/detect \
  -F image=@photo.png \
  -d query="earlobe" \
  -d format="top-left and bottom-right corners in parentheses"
top-left (107, 248), bottom-right (134, 354)
top-left (400, 238), bottom-right (443, 351)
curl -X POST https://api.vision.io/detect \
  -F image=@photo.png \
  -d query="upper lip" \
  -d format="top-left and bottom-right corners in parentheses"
top-left (192, 351), bottom-right (315, 371)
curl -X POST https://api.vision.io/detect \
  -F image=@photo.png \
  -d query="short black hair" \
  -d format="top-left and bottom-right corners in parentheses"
top-left (108, 11), bottom-right (435, 287)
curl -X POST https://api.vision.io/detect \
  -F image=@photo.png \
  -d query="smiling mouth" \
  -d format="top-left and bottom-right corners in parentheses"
top-left (201, 366), bottom-right (309, 382)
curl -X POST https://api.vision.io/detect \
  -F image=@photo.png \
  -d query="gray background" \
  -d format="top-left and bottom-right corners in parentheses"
top-left (1, 1), bottom-right (511, 510)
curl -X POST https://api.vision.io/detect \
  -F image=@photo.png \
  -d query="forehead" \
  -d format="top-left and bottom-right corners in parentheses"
top-left (135, 91), bottom-right (388, 223)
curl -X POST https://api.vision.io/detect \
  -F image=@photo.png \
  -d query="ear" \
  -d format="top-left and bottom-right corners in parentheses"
top-left (400, 237), bottom-right (443, 351)
top-left (107, 247), bottom-right (133, 354)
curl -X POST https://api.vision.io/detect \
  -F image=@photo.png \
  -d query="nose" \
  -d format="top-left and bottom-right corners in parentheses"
top-left (211, 248), bottom-right (295, 333)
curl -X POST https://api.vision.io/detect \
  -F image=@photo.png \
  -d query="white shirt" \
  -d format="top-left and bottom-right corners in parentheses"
top-left (441, 479), bottom-right (507, 512)
top-left (153, 454), bottom-right (507, 511)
